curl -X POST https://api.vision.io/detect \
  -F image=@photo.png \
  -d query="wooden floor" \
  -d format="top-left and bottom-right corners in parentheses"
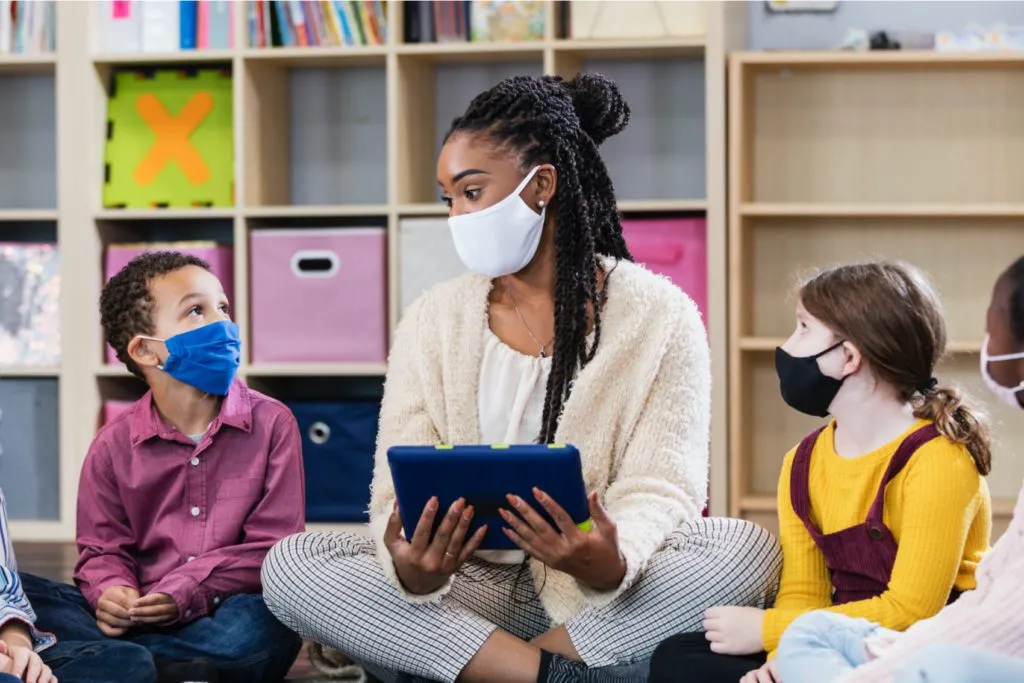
top-left (13, 543), bottom-right (332, 682)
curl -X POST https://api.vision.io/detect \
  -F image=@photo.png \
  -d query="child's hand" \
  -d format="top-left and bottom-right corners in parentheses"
top-left (129, 593), bottom-right (180, 625)
top-left (703, 605), bottom-right (766, 655)
top-left (96, 586), bottom-right (139, 637)
top-left (741, 661), bottom-right (781, 683)
top-left (0, 640), bottom-right (57, 683)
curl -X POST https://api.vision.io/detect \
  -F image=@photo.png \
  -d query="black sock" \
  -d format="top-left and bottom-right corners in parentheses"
top-left (537, 649), bottom-right (555, 683)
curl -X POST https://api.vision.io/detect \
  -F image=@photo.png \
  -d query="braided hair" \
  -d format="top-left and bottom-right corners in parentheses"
top-left (445, 73), bottom-right (633, 443)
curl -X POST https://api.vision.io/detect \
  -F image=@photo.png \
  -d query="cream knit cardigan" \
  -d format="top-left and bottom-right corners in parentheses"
top-left (367, 257), bottom-right (711, 626)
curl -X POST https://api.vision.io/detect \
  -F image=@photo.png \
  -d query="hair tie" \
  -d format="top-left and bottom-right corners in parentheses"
top-left (916, 377), bottom-right (938, 394)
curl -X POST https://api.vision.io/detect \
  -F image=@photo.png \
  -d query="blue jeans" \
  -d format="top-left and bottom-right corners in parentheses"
top-left (22, 573), bottom-right (301, 683)
top-left (894, 644), bottom-right (1024, 682)
top-left (775, 611), bottom-right (891, 683)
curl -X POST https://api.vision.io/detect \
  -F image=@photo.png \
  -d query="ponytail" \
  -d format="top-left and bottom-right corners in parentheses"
top-left (912, 382), bottom-right (992, 475)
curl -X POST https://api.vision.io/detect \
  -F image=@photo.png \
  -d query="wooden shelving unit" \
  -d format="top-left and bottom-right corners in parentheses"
top-left (4, 1), bottom-right (744, 541)
top-left (728, 51), bottom-right (1024, 539)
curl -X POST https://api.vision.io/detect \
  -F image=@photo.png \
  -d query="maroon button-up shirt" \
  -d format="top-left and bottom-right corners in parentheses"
top-left (74, 380), bottom-right (305, 624)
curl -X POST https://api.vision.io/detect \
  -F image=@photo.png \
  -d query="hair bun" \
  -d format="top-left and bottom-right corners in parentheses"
top-left (565, 73), bottom-right (630, 145)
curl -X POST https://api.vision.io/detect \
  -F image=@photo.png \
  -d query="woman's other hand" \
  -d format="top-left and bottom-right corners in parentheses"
top-left (501, 489), bottom-right (627, 591)
top-left (703, 605), bottom-right (766, 656)
top-left (383, 497), bottom-right (487, 595)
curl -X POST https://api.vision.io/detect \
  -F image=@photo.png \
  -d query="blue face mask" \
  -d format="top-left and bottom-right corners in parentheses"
top-left (138, 321), bottom-right (241, 396)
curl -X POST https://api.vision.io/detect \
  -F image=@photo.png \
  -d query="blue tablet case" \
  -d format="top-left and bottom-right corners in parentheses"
top-left (387, 444), bottom-right (591, 551)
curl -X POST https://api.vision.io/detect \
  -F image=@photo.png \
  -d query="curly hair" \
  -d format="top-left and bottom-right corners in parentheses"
top-left (100, 251), bottom-right (211, 379)
top-left (445, 73), bottom-right (633, 443)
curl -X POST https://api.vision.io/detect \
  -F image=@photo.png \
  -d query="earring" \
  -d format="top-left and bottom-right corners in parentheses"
top-left (538, 200), bottom-right (546, 208)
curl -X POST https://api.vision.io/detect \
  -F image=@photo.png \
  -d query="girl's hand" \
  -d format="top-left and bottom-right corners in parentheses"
top-left (703, 605), bottom-right (766, 656)
top-left (740, 661), bottom-right (781, 683)
top-left (501, 489), bottom-right (626, 591)
top-left (384, 497), bottom-right (487, 595)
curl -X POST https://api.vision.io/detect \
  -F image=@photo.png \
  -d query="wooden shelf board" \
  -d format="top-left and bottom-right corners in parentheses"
top-left (0, 209), bottom-right (58, 222)
top-left (95, 208), bottom-right (236, 221)
top-left (741, 203), bottom-right (1024, 218)
top-left (245, 205), bottom-right (390, 219)
top-left (93, 50), bottom-right (236, 65)
top-left (396, 41), bottom-right (545, 63)
top-left (243, 46), bottom-right (388, 67)
top-left (397, 203), bottom-right (448, 216)
top-left (0, 366), bottom-right (59, 378)
top-left (739, 495), bottom-right (776, 512)
top-left (245, 363), bottom-right (388, 377)
top-left (735, 50), bottom-right (1024, 69)
top-left (552, 36), bottom-right (705, 61)
top-left (95, 365), bottom-right (134, 378)
top-left (619, 199), bottom-right (707, 213)
top-left (0, 53), bottom-right (56, 74)
top-left (739, 337), bottom-right (982, 354)
top-left (8, 520), bottom-right (71, 542)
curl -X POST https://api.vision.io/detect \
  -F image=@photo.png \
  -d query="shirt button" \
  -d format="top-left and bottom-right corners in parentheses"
top-left (190, 457), bottom-right (200, 466)
top-left (213, 597), bottom-right (220, 606)
top-left (187, 556), bottom-right (195, 562)
top-left (185, 609), bottom-right (192, 618)
top-left (190, 507), bottom-right (200, 517)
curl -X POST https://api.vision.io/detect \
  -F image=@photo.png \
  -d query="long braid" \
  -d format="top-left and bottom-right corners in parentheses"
top-left (446, 74), bottom-right (632, 443)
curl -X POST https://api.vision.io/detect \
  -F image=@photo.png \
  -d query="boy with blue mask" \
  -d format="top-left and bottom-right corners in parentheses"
top-left (21, 252), bottom-right (304, 683)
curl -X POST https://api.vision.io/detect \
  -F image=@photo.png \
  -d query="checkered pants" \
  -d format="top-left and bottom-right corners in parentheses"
top-left (262, 517), bottom-right (781, 683)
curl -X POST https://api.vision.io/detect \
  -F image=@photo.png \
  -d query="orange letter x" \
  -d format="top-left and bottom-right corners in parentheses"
top-left (133, 92), bottom-right (214, 186)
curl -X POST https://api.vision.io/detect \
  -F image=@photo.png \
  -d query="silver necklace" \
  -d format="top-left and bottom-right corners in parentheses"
top-left (504, 278), bottom-right (554, 358)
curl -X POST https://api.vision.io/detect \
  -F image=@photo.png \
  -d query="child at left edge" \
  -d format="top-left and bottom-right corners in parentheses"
top-left (20, 251), bottom-right (305, 683)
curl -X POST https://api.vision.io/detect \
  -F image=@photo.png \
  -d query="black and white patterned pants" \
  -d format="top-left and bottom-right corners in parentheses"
top-left (262, 517), bottom-right (782, 683)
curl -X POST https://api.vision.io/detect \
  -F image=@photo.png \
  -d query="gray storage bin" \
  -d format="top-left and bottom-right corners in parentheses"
top-left (0, 379), bottom-right (58, 520)
top-left (399, 218), bottom-right (466, 311)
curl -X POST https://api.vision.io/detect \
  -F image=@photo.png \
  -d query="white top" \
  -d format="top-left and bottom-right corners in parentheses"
top-left (475, 328), bottom-right (553, 564)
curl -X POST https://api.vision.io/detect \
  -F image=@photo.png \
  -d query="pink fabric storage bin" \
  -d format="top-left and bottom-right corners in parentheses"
top-left (249, 228), bottom-right (387, 364)
top-left (622, 217), bottom-right (707, 325)
top-left (101, 400), bottom-right (135, 428)
top-left (104, 242), bottom-right (234, 364)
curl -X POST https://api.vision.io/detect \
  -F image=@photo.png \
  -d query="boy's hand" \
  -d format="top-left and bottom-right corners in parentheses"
top-left (96, 586), bottom-right (139, 637)
top-left (703, 605), bottom-right (766, 656)
top-left (0, 640), bottom-right (57, 683)
top-left (129, 593), bottom-right (180, 625)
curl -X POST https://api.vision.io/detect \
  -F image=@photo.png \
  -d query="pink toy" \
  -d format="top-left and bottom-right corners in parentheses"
top-left (104, 242), bottom-right (234, 364)
top-left (249, 228), bottom-right (387, 364)
top-left (621, 217), bottom-right (708, 328)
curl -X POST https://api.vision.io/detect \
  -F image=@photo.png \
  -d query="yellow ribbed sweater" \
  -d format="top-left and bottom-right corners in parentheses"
top-left (762, 419), bottom-right (991, 655)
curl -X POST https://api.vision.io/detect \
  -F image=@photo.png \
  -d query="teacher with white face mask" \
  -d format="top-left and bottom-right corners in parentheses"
top-left (260, 73), bottom-right (782, 683)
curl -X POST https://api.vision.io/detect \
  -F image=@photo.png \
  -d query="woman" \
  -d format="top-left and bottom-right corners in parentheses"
top-left (261, 73), bottom-right (781, 683)
top-left (771, 256), bottom-right (1024, 683)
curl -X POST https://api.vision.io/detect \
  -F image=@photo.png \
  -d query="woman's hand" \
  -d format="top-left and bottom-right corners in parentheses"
top-left (703, 606), bottom-right (766, 656)
top-left (740, 661), bottom-right (780, 683)
top-left (384, 497), bottom-right (487, 595)
top-left (500, 489), bottom-right (626, 591)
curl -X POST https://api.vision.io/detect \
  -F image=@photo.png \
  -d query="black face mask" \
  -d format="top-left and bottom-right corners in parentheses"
top-left (775, 341), bottom-right (847, 418)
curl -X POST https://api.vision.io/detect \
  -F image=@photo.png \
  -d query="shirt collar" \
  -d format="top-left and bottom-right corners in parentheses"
top-left (130, 379), bottom-right (253, 444)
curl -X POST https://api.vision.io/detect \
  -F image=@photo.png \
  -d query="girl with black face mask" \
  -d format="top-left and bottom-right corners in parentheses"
top-left (649, 260), bottom-right (993, 683)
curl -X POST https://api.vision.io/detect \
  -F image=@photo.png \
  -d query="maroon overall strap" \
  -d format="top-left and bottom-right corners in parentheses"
top-left (790, 426), bottom-right (828, 541)
top-left (865, 424), bottom-right (942, 526)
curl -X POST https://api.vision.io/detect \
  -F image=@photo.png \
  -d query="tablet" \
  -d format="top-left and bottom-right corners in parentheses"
top-left (387, 444), bottom-right (591, 551)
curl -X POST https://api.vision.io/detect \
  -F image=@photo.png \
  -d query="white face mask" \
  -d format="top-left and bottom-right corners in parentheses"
top-left (448, 166), bottom-right (545, 278)
top-left (981, 333), bottom-right (1024, 408)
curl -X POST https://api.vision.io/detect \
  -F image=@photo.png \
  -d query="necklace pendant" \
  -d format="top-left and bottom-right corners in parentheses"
top-left (539, 350), bottom-right (547, 359)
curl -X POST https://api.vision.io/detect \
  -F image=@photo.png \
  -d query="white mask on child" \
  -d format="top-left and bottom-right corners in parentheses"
top-left (448, 166), bottom-right (546, 278)
top-left (980, 334), bottom-right (1024, 408)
